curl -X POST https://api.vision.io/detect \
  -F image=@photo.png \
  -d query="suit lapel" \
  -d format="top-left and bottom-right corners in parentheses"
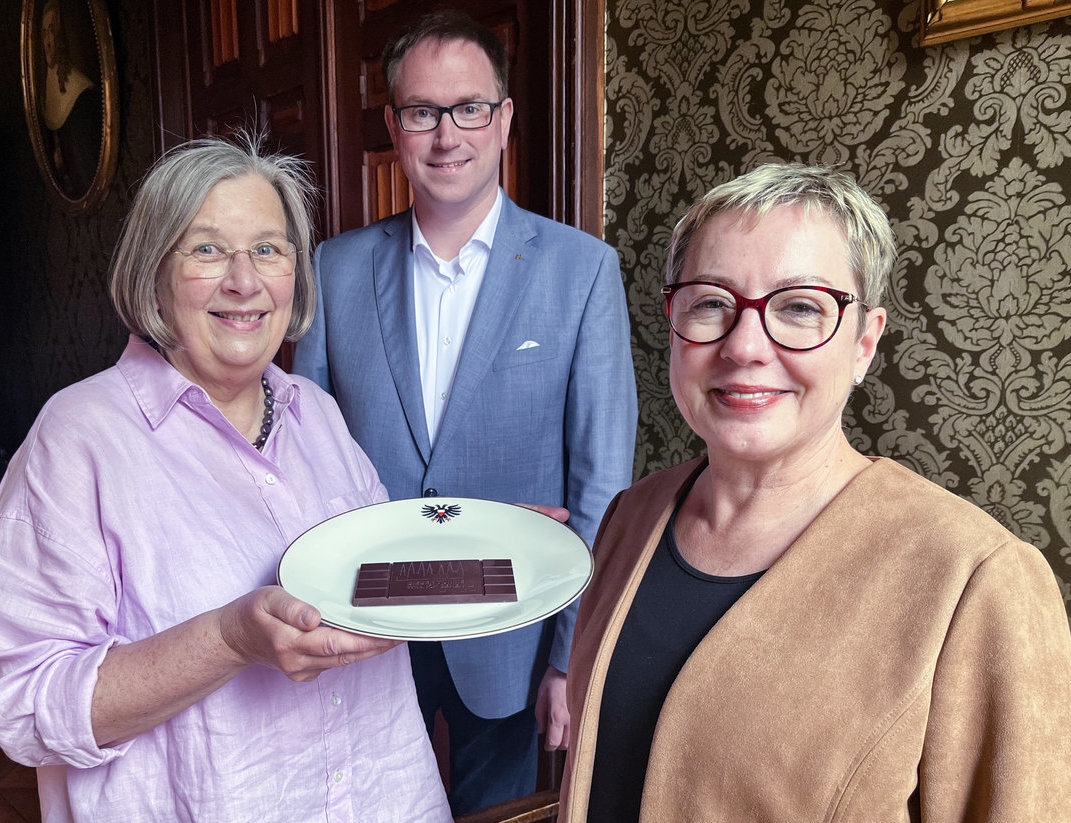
top-left (434, 200), bottom-right (535, 450)
top-left (373, 215), bottom-right (433, 462)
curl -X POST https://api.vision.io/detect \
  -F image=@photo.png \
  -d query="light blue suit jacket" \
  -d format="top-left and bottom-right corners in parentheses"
top-left (293, 196), bottom-right (637, 718)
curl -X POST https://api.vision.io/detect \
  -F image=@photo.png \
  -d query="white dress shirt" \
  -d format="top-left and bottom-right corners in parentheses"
top-left (412, 190), bottom-right (504, 444)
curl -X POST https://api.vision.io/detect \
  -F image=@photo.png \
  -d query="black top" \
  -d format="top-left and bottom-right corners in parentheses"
top-left (586, 499), bottom-right (764, 822)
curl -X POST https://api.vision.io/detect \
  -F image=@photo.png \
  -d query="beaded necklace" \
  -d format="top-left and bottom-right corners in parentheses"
top-left (252, 375), bottom-right (275, 450)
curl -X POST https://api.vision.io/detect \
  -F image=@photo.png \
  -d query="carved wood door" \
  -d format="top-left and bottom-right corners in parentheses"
top-left (152, 0), bottom-right (326, 212)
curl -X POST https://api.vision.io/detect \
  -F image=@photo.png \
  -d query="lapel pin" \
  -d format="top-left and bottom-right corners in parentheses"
top-left (515, 254), bottom-right (522, 260)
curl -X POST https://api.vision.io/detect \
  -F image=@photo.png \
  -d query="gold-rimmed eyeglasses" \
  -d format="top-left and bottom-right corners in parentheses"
top-left (171, 242), bottom-right (300, 279)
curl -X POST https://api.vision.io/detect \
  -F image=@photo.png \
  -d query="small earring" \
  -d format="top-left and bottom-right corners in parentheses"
top-left (853, 375), bottom-right (864, 385)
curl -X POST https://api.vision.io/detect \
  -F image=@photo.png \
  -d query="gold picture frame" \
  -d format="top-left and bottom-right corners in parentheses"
top-left (920, 0), bottom-right (1071, 45)
top-left (20, 0), bottom-right (119, 213)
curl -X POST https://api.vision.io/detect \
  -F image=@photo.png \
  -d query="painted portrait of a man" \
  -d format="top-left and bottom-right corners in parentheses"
top-left (21, 0), bottom-right (116, 210)
top-left (39, 0), bottom-right (102, 198)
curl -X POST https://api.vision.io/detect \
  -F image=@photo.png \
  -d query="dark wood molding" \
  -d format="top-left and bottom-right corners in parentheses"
top-left (150, 0), bottom-right (191, 153)
top-left (551, 0), bottom-right (605, 237)
top-left (319, 0), bottom-right (366, 236)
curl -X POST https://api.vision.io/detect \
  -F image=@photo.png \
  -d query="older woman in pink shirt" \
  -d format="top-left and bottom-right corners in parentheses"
top-left (0, 135), bottom-right (450, 822)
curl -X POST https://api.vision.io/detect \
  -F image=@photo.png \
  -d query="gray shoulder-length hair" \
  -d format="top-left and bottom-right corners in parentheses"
top-left (109, 131), bottom-right (318, 350)
top-left (663, 163), bottom-right (896, 308)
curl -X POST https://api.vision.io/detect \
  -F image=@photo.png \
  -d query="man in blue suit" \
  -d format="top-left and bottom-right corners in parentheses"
top-left (293, 11), bottom-right (636, 815)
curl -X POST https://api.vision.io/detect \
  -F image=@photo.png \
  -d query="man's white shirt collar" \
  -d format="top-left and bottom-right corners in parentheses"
top-left (410, 188), bottom-right (505, 270)
top-left (410, 189), bottom-right (505, 444)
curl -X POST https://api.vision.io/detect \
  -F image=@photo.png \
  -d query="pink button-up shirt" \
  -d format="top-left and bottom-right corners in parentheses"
top-left (0, 336), bottom-right (450, 823)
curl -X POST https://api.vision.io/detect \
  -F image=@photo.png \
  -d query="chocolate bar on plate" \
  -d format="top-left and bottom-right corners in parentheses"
top-left (352, 559), bottom-right (517, 606)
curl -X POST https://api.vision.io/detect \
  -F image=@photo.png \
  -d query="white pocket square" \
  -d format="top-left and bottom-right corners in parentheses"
top-left (516, 340), bottom-right (540, 350)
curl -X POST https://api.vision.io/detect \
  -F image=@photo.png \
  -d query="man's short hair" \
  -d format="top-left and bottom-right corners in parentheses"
top-left (382, 11), bottom-right (509, 104)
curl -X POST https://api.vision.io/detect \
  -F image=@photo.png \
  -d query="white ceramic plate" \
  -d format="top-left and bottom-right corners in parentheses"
top-left (277, 498), bottom-right (592, 640)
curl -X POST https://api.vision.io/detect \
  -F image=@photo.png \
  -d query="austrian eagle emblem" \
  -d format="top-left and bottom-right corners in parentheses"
top-left (421, 503), bottom-right (462, 524)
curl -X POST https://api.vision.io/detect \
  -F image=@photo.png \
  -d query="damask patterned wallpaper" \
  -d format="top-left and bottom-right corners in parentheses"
top-left (604, 0), bottom-right (1071, 614)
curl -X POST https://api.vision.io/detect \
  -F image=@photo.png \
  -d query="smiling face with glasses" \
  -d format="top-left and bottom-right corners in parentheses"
top-left (384, 38), bottom-right (513, 223)
top-left (172, 241), bottom-right (300, 280)
top-left (663, 282), bottom-right (867, 352)
top-left (162, 173), bottom-right (296, 393)
top-left (392, 100), bottom-right (505, 133)
top-left (667, 203), bottom-right (886, 469)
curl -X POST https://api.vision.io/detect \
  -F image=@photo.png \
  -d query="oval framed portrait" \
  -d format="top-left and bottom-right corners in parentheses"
top-left (20, 0), bottom-right (119, 213)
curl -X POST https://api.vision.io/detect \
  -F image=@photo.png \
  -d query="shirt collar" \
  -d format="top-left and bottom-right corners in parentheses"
top-left (116, 335), bottom-right (303, 429)
top-left (410, 188), bottom-right (504, 263)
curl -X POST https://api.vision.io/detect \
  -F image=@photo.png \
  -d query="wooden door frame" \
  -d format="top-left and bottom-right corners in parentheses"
top-left (549, 0), bottom-right (605, 237)
top-left (150, 0), bottom-right (192, 153)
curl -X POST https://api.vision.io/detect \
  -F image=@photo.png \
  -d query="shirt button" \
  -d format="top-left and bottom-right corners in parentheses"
top-left (331, 694), bottom-right (342, 707)
top-left (265, 474), bottom-right (277, 485)
top-left (334, 770), bottom-right (344, 783)
top-left (442, 336), bottom-right (452, 346)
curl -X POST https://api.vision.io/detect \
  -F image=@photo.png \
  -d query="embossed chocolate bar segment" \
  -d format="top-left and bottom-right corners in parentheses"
top-left (352, 559), bottom-right (517, 605)
top-left (351, 562), bottom-right (392, 604)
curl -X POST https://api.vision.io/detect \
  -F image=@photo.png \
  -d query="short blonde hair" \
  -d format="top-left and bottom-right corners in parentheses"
top-left (109, 131), bottom-right (318, 350)
top-left (664, 163), bottom-right (896, 307)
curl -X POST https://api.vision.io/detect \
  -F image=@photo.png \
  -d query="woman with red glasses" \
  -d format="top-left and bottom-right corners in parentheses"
top-left (559, 163), bottom-right (1071, 822)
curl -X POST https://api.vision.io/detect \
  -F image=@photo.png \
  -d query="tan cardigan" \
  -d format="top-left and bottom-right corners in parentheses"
top-left (560, 457), bottom-right (1071, 822)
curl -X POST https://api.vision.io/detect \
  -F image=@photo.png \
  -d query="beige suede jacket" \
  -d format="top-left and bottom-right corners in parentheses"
top-left (560, 457), bottom-right (1071, 822)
